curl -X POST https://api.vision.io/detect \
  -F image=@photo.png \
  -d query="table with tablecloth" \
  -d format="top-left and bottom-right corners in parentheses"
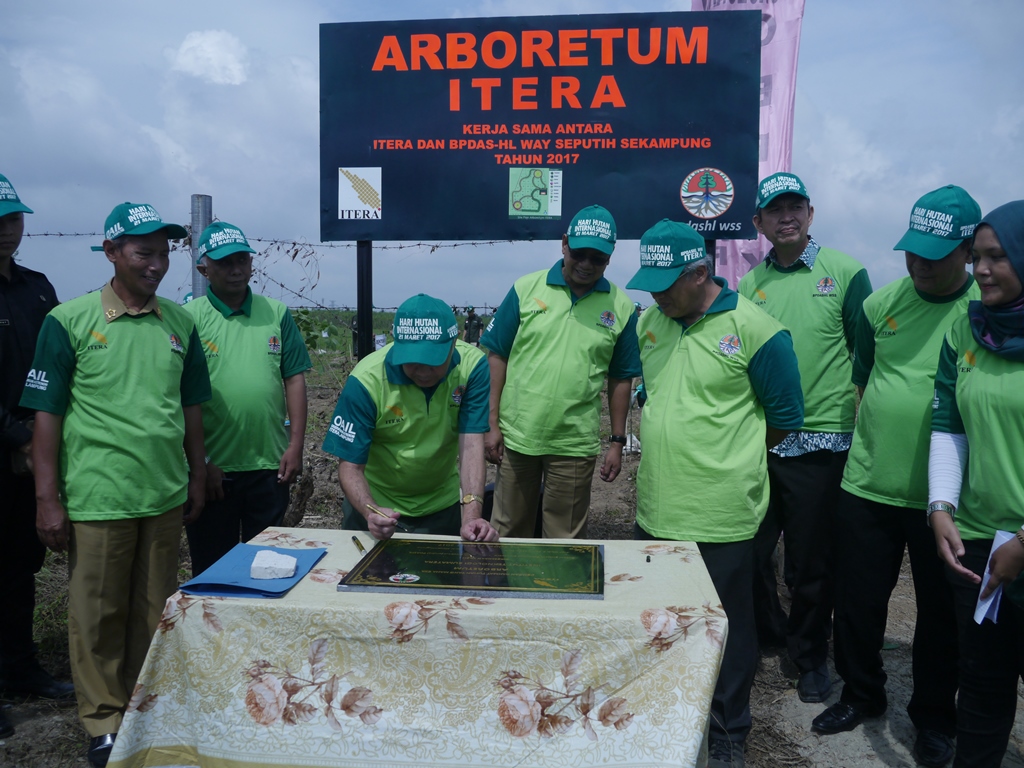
top-left (108, 528), bottom-right (727, 768)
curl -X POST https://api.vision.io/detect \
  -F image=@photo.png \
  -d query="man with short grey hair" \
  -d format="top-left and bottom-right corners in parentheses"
top-left (627, 219), bottom-right (804, 767)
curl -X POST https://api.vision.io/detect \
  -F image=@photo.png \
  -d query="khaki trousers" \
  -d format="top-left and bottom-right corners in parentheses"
top-left (68, 506), bottom-right (182, 736)
top-left (491, 448), bottom-right (596, 539)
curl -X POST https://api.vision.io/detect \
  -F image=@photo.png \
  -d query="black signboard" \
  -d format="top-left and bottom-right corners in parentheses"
top-left (320, 11), bottom-right (760, 242)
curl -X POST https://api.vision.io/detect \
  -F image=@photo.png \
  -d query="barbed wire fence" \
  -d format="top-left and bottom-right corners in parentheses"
top-left (24, 230), bottom-right (502, 387)
top-left (24, 230), bottom-right (503, 315)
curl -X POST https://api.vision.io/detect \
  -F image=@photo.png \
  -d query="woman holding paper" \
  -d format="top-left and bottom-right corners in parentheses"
top-left (928, 199), bottom-right (1024, 768)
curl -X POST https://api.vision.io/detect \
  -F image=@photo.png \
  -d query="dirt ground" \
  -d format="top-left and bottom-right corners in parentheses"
top-left (3, 387), bottom-right (1024, 767)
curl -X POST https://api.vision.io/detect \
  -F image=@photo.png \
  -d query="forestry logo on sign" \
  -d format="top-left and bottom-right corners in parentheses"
top-left (680, 167), bottom-right (735, 219)
top-left (338, 167), bottom-right (382, 220)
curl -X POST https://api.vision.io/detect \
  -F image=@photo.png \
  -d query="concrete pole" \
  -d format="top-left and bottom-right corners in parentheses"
top-left (190, 194), bottom-right (212, 298)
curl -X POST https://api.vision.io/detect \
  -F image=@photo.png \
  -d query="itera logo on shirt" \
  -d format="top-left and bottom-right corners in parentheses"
top-left (25, 369), bottom-right (49, 391)
top-left (330, 415), bottom-right (356, 443)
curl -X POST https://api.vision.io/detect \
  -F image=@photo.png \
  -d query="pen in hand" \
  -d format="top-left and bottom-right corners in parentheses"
top-left (366, 503), bottom-right (413, 532)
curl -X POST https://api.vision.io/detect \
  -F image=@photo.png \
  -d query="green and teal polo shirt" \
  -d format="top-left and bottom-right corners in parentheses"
top-left (636, 278), bottom-right (804, 542)
top-left (480, 262), bottom-right (641, 457)
top-left (321, 340), bottom-right (489, 517)
top-left (19, 282), bottom-right (211, 521)
top-left (842, 275), bottom-right (978, 508)
top-left (739, 239), bottom-right (871, 445)
top-left (187, 287), bottom-right (311, 472)
top-left (932, 314), bottom-right (1024, 540)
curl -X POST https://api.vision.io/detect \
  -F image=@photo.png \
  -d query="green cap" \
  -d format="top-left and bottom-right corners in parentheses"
top-left (103, 202), bottom-right (187, 242)
top-left (626, 220), bottom-right (707, 293)
top-left (893, 185), bottom-right (981, 260)
top-left (566, 205), bottom-right (616, 255)
top-left (755, 172), bottom-right (809, 209)
top-left (197, 221), bottom-right (256, 264)
top-left (391, 294), bottom-right (459, 366)
top-left (0, 174), bottom-right (33, 217)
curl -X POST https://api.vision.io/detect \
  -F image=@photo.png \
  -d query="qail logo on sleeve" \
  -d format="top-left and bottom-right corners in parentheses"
top-left (329, 415), bottom-right (356, 443)
top-left (718, 334), bottom-right (742, 356)
top-left (168, 334), bottom-right (184, 354)
top-left (267, 335), bottom-right (282, 355)
top-left (24, 368), bottom-right (49, 391)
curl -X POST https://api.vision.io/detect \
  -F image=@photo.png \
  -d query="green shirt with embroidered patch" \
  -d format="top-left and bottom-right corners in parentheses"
top-left (321, 341), bottom-right (489, 516)
top-left (636, 280), bottom-right (804, 542)
top-left (842, 275), bottom-right (978, 508)
top-left (480, 262), bottom-right (641, 457)
top-left (186, 288), bottom-right (311, 472)
top-left (738, 246), bottom-right (870, 433)
top-left (931, 314), bottom-right (1024, 539)
top-left (20, 282), bottom-right (211, 521)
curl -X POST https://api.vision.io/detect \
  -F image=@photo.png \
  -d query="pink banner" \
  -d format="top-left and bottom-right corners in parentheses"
top-left (691, 0), bottom-right (806, 287)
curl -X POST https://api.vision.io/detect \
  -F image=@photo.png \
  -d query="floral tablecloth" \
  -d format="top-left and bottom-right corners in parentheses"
top-left (108, 528), bottom-right (726, 768)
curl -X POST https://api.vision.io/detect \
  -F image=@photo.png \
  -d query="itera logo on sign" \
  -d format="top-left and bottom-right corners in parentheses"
top-left (338, 168), bottom-right (382, 220)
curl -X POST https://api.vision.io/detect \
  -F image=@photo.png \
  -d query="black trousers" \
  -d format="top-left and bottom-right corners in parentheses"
top-left (635, 523), bottom-right (756, 743)
top-left (0, 467), bottom-right (47, 675)
top-left (186, 469), bottom-right (290, 576)
top-left (753, 450), bottom-right (846, 670)
top-left (832, 490), bottom-right (957, 736)
top-left (948, 539), bottom-right (1024, 768)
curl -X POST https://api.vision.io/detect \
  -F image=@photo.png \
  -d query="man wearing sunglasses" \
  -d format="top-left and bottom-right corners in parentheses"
top-left (480, 204), bottom-right (641, 540)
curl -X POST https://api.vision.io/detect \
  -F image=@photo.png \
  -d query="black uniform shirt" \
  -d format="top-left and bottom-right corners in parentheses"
top-left (0, 259), bottom-right (58, 449)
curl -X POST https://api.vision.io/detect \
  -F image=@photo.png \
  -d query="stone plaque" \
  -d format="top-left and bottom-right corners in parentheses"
top-left (339, 538), bottom-right (604, 599)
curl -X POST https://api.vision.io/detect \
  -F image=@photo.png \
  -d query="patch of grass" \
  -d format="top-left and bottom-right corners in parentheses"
top-left (32, 552), bottom-right (70, 678)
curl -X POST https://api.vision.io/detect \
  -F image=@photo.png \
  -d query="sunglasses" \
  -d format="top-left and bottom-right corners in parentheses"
top-left (566, 249), bottom-right (610, 267)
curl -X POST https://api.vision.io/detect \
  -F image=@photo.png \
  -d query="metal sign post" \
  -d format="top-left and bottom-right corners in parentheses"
top-left (356, 240), bottom-right (374, 358)
top-left (190, 194), bottom-right (212, 299)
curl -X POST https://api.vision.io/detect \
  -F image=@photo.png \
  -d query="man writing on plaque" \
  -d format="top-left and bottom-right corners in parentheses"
top-left (322, 294), bottom-right (497, 542)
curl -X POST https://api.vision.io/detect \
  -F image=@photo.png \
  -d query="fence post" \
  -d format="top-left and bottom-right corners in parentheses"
top-left (190, 194), bottom-right (212, 298)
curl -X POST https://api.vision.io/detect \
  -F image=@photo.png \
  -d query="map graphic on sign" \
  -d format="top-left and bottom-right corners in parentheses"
top-left (508, 168), bottom-right (562, 219)
top-left (338, 167), bottom-right (382, 218)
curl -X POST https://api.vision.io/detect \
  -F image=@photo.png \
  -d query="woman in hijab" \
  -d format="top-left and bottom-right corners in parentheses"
top-left (928, 199), bottom-right (1024, 767)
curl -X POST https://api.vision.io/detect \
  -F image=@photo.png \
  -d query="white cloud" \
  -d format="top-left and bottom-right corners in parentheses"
top-left (171, 30), bottom-right (248, 85)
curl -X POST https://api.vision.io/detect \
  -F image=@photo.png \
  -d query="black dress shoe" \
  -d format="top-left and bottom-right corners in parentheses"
top-left (811, 701), bottom-right (884, 734)
top-left (0, 707), bottom-right (13, 739)
top-left (87, 733), bottom-right (116, 768)
top-left (914, 729), bottom-right (954, 767)
top-left (797, 666), bottom-right (832, 703)
top-left (2, 662), bottom-right (75, 700)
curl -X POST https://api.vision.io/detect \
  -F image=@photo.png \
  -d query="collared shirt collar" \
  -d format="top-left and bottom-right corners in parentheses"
top-left (384, 344), bottom-right (461, 387)
top-left (546, 260), bottom-right (611, 298)
top-left (667, 277), bottom-right (739, 327)
top-left (765, 236), bottom-right (820, 271)
top-left (101, 280), bottom-right (162, 323)
top-left (206, 285), bottom-right (253, 317)
top-left (1, 259), bottom-right (27, 285)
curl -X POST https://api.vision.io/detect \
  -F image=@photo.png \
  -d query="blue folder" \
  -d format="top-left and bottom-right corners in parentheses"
top-left (180, 543), bottom-right (327, 598)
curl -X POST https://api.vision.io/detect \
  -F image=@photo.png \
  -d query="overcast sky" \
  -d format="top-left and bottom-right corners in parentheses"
top-left (2, 0), bottom-right (1022, 310)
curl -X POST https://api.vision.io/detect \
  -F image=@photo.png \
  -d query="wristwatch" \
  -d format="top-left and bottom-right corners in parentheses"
top-left (609, 435), bottom-right (627, 445)
top-left (460, 493), bottom-right (484, 506)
